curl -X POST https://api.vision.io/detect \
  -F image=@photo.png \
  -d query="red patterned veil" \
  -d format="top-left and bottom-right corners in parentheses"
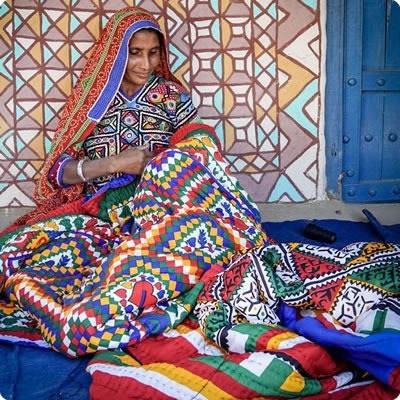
top-left (13, 6), bottom-right (179, 228)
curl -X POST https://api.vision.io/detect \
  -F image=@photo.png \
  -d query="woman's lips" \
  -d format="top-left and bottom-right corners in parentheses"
top-left (136, 73), bottom-right (150, 79)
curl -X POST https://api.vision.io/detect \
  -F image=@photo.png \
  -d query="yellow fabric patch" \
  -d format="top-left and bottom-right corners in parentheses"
top-left (280, 370), bottom-right (305, 393)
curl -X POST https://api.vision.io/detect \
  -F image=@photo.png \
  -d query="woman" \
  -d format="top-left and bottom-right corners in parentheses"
top-left (49, 25), bottom-right (201, 198)
top-left (0, 6), bottom-right (266, 357)
top-left (8, 6), bottom-right (200, 228)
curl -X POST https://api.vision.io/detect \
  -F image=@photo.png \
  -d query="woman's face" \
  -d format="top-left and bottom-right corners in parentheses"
top-left (122, 29), bottom-right (161, 94)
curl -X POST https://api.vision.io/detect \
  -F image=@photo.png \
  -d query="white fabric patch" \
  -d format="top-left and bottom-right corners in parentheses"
top-left (239, 352), bottom-right (275, 377)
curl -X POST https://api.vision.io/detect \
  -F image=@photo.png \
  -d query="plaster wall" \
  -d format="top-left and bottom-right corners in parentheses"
top-left (0, 0), bottom-right (327, 207)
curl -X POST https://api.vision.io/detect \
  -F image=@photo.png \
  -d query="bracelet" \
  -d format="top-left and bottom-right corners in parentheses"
top-left (76, 159), bottom-right (88, 182)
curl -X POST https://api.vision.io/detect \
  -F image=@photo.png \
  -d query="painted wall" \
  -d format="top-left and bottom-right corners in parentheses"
top-left (0, 0), bottom-right (323, 207)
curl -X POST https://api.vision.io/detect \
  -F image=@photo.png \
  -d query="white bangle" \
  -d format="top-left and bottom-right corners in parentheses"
top-left (77, 159), bottom-right (88, 182)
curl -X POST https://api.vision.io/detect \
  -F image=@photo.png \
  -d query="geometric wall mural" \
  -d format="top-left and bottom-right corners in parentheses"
top-left (0, 0), bottom-right (321, 207)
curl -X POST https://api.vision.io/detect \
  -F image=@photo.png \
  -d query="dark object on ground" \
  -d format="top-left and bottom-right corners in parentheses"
top-left (303, 222), bottom-right (337, 243)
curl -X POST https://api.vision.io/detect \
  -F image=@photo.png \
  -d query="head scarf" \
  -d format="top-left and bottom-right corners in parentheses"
top-left (34, 6), bottom-right (179, 204)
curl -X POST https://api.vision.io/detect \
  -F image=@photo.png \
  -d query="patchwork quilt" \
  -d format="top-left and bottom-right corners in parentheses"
top-left (1, 127), bottom-right (399, 399)
top-left (87, 242), bottom-right (400, 399)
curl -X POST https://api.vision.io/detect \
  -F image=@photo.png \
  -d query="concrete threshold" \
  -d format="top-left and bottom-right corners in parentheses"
top-left (0, 201), bottom-right (399, 232)
top-left (256, 200), bottom-right (400, 225)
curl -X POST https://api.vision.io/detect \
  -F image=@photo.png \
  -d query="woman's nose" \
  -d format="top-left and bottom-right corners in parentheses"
top-left (140, 56), bottom-right (150, 70)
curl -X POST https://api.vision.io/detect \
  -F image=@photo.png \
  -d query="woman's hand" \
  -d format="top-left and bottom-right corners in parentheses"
top-left (110, 144), bottom-right (154, 175)
top-left (61, 144), bottom-right (155, 185)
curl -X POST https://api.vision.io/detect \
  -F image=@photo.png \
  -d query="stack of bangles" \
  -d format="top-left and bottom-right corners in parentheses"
top-left (76, 159), bottom-right (89, 182)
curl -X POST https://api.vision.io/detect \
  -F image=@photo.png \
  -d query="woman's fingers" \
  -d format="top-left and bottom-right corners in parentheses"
top-left (112, 145), bottom-right (155, 175)
top-left (135, 143), bottom-right (150, 150)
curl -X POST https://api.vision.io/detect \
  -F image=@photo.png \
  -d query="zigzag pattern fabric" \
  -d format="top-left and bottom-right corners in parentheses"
top-left (194, 242), bottom-right (400, 394)
top-left (85, 241), bottom-right (400, 399)
top-left (0, 127), bottom-right (265, 357)
top-left (197, 242), bottom-right (400, 329)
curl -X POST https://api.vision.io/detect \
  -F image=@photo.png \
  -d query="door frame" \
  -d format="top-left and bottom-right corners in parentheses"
top-left (325, 0), bottom-right (400, 202)
top-left (325, 0), bottom-right (345, 199)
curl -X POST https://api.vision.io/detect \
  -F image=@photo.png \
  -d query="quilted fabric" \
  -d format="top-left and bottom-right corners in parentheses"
top-left (86, 241), bottom-right (400, 399)
top-left (1, 124), bottom-right (399, 398)
top-left (0, 125), bottom-right (265, 357)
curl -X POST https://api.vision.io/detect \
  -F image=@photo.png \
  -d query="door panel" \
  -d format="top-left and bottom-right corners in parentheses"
top-left (342, 0), bottom-right (400, 202)
top-left (359, 93), bottom-right (383, 181)
top-left (383, 92), bottom-right (400, 179)
top-left (386, 0), bottom-right (400, 67)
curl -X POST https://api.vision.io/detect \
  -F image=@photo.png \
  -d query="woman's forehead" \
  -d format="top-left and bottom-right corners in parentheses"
top-left (129, 29), bottom-right (161, 48)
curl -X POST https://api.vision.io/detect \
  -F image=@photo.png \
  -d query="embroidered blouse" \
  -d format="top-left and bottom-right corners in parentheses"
top-left (49, 75), bottom-right (200, 195)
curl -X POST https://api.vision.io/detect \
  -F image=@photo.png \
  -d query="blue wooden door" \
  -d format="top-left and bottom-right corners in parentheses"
top-left (342, 0), bottom-right (400, 202)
